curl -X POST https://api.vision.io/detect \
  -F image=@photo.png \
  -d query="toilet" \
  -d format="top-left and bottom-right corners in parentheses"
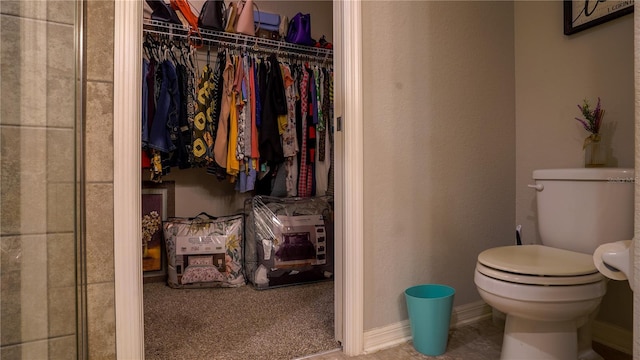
top-left (474, 168), bottom-right (634, 360)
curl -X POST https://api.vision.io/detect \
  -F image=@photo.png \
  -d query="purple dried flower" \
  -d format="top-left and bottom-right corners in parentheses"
top-left (575, 98), bottom-right (605, 135)
top-left (574, 117), bottom-right (589, 130)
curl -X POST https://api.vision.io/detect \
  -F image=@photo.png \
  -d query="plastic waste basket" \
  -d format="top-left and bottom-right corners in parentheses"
top-left (404, 284), bottom-right (455, 356)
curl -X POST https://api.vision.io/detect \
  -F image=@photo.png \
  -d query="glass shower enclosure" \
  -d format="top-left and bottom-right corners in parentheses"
top-left (1, 1), bottom-right (85, 358)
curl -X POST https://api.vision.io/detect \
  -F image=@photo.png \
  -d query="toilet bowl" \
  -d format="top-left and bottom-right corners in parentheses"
top-left (474, 168), bottom-right (634, 360)
top-left (475, 245), bottom-right (607, 360)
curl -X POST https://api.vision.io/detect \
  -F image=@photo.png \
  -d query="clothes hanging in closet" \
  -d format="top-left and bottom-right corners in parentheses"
top-left (142, 35), bottom-right (198, 180)
top-left (141, 36), bottom-right (334, 197)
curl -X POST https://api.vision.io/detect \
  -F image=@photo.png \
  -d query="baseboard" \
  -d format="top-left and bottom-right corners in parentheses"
top-left (450, 299), bottom-right (493, 327)
top-left (592, 320), bottom-right (633, 355)
top-left (362, 301), bottom-right (633, 356)
top-left (363, 300), bottom-right (492, 354)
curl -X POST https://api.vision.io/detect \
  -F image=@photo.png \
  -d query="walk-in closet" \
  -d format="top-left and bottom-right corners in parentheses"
top-left (140, 1), bottom-right (339, 359)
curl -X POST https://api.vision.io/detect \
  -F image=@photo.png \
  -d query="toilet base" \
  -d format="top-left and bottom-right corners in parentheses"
top-left (500, 316), bottom-right (603, 360)
top-left (577, 318), bottom-right (604, 360)
top-left (578, 349), bottom-right (604, 360)
top-left (474, 269), bottom-right (607, 359)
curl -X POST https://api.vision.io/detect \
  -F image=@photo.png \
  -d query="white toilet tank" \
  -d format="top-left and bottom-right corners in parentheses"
top-left (533, 168), bottom-right (634, 254)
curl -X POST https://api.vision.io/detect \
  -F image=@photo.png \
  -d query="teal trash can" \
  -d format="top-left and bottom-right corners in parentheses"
top-left (405, 284), bottom-right (455, 356)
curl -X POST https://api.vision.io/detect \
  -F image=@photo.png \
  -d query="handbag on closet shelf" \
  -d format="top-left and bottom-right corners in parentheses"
top-left (234, 0), bottom-right (259, 36)
top-left (198, 0), bottom-right (226, 31)
top-left (254, 10), bottom-right (280, 40)
top-left (279, 14), bottom-right (289, 39)
top-left (224, 2), bottom-right (238, 33)
top-left (170, 0), bottom-right (199, 28)
top-left (169, 0), bottom-right (204, 47)
top-left (146, 0), bottom-right (183, 25)
top-left (285, 13), bottom-right (315, 46)
top-left (254, 10), bottom-right (279, 32)
top-left (256, 28), bottom-right (280, 41)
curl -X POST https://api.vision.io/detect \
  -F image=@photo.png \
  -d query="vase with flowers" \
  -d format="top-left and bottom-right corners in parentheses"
top-left (575, 97), bottom-right (606, 167)
top-left (142, 210), bottom-right (161, 258)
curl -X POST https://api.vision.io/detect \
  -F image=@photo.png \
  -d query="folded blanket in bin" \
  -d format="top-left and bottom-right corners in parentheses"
top-left (163, 213), bottom-right (245, 289)
top-left (244, 196), bottom-right (334, 289)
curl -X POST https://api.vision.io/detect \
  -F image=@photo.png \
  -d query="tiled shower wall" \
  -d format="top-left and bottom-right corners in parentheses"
top-left (1, 0), bottom-right (118, 358)
top-left (84, 0), bottom-right (117, 358)
top-left (1, 1), bottom-right (78, 358)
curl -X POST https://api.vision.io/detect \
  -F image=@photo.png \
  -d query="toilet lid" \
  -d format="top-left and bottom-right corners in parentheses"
top-left (477, 245), bottom-right (602, 285)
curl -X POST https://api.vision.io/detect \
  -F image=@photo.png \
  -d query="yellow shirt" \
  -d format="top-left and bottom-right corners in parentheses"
top-left (226, 90), bottom-right (240, 177)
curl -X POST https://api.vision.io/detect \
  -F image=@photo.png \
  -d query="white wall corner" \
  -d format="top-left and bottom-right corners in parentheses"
top-left (362, 301), bottom-right (491, 354)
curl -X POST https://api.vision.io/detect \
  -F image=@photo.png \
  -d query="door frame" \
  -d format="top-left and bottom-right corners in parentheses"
top-left (112, 0), bottom-right (365, 358)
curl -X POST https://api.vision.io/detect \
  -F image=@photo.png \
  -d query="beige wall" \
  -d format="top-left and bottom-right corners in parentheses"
top-left (514, 1), bottom-right (634, 333)
top-left (159, 169), bottom-right (250, 216)
top-left (361, 1), bottom-right (516, 330)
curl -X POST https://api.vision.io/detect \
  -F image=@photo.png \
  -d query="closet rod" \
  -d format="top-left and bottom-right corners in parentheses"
top-left (143, 18), bottom-right (333, 61)
top-left (144, 28), bottom-right (332, 64)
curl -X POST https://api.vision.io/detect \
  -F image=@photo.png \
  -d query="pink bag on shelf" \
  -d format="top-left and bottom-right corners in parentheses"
top-left (235, 0), bottom-right (257, 36)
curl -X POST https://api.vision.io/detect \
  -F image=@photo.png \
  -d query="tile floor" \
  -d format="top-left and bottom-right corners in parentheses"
top-left (299, 317), bottom-right (632, 360)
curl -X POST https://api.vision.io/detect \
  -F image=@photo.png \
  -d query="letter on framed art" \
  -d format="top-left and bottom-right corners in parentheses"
top-left (564, 0), bottom-right (634, 35)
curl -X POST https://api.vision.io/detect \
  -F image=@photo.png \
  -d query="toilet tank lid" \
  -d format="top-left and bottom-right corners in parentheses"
top-left (533, 168), bottom-right (634, 181)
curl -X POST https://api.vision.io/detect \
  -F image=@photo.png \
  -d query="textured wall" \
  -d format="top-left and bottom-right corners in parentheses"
top-left (361, 1), bottom-right (516, 330)
top-left (85, 0), bottom-right (117, 358)
top-left (514, 1), bottom-right (634, 334)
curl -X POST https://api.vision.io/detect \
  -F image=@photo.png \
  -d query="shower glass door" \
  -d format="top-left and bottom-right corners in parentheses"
top-left (1, 1), bottom-right (84, 358)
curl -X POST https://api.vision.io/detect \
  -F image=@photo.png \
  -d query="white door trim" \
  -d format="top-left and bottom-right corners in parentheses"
top-left (332, 0), bottom-right (345, 346)
top-left (112, 1), bottom-right (365, 359)
top-left (113, 0), bottom-right (144, 358)
top-left (336, 0), bottom-right (365, 356)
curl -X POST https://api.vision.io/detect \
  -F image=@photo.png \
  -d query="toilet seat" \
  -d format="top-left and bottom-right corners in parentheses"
top-left (477, 245), bottom-right (603, 286)
top-left (476, 262), bottom-right (603, 286)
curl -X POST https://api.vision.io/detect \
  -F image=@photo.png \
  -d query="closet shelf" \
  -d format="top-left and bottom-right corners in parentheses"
top-left (143, 18), bottom-right (333, 61)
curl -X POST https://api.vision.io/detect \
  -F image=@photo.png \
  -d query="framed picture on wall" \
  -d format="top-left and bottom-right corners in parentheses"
top-left (564, 0), bottom-right (634, 35)
top-left (142, 181), bottom-right (175, 282)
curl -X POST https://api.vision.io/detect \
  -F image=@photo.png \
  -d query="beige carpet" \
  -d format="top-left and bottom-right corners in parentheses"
top-left (144, 280), bottom-right (340, 360)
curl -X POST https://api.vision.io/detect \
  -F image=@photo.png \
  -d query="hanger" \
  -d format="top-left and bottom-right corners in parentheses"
top-left (168, 41), bottom-right (179, 64)
top-left (178, 40), bottom-right (189, 66)
top-left (143, 40), bottom-right (153, 61)
top-left (144, 34), bottom-right (161, 62)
